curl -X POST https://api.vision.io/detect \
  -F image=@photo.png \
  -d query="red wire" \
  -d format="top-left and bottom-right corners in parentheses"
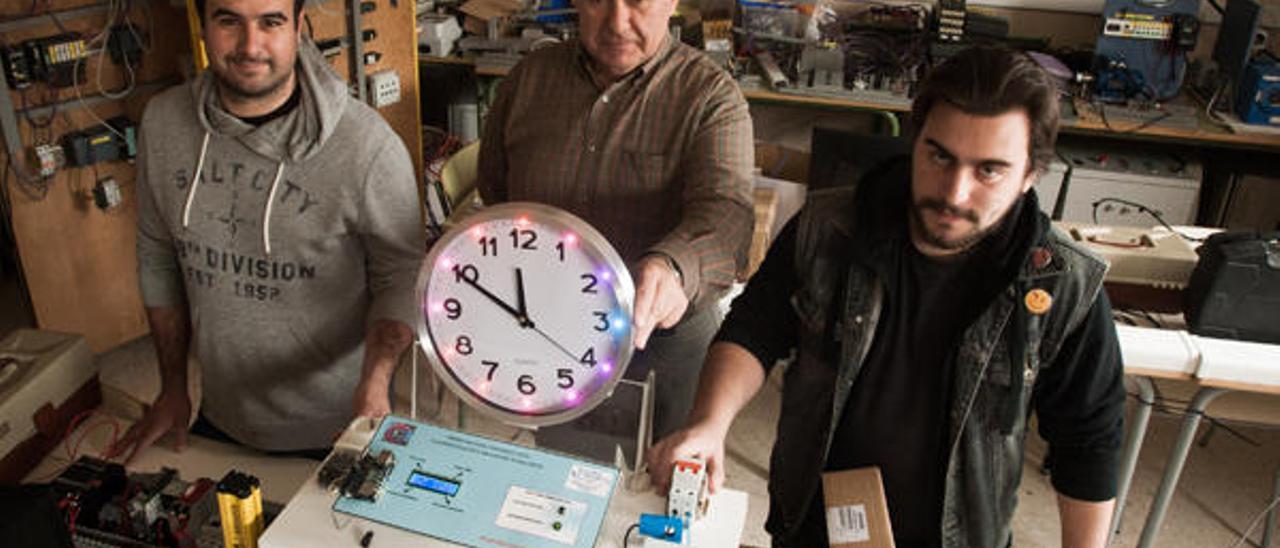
top-left (63, 409), bottom-right (99, 460)
top-left (64, 412), bottom-right (122, 461)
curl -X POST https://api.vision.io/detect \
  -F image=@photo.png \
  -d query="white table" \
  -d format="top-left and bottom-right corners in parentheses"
top-left (1111, 324), bottom-right (1280, 548)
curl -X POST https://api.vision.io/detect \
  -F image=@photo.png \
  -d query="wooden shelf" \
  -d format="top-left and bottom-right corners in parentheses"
top-left (420, 55), bottom-right (1280, 153)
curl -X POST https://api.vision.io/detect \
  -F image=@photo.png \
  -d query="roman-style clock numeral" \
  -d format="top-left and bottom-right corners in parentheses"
top-left (509, 228), bottom-right (538, 250)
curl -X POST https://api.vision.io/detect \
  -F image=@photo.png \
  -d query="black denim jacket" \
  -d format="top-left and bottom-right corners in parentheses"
top-left (766, 168), bottom-right (1120, 548)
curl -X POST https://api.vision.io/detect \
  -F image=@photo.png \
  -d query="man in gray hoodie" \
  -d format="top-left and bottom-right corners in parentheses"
top-left (111, 0), bottom-right (425, 460)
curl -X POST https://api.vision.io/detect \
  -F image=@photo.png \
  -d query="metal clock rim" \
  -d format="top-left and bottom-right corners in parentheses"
top-left (414, 201), bottom-right (637, 429)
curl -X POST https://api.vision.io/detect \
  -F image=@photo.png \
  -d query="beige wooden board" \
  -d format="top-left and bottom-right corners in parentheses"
top-left (304, 0), bottom-right (425, 193)
top-left (2, 1), bottom-right (192, 352)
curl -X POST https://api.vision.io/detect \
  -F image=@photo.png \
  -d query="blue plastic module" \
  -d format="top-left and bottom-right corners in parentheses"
top-left (333, 417), bottom-right (619, 547)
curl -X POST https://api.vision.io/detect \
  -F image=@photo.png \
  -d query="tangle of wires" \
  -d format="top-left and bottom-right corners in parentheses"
top-left (72, 0), bottom-right (153, 141)
top-left (422, 125), bottom-right (464, 182)
top-left (1090, 197), bottom-right (1204, 242)
top-left (821, 4), bottom-right (929, 93)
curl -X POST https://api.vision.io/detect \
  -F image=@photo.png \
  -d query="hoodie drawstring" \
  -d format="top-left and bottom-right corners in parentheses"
top-left (181, 131), bottom-right (287, 256)
top-left (262, 161), bottom-right (286, 256)
top-left (181, 132), bottom-right (211, 228)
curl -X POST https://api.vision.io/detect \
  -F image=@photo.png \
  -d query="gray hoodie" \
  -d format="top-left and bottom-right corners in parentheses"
top-left (135, 38), bottom-right (425, 451)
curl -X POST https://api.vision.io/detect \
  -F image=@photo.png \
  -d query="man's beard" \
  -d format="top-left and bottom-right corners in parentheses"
top-left (214, 55), bottom-right (291, 100)
top-left (909, 197), bottom-right (991, 251)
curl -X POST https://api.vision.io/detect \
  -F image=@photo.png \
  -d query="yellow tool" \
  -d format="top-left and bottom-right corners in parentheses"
top-left (216, 470), bottom-right (264, 548)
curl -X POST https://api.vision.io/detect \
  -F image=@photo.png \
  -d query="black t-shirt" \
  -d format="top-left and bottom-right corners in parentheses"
top-left (235, 84), bottom-right (301, 127)
top-left (820, 244), bottom-right (977, 548)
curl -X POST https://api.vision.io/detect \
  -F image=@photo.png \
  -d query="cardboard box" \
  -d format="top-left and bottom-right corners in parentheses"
top-left (821, 467), bottom-right (896, 548)
top-left (744, 187), bottom-right (779, 281)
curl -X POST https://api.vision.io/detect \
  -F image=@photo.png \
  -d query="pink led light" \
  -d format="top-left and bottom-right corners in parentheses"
top-left (522, 397), bottom-right (533, 409)
top-left (566, 390), bottom-right (580, 403)
top-left (564, 233), bottom-right (578, 246)
top-left (430, 302), bottom-right (444, 314)
top-left (479, 382), bottom-right (490, 393)
top-left (602, 361), bottom-right (613, 374)
top-left (516, 216), bottom-right (530, 227)
top-left (471, 226), bottom-right (485, 238)
top-left (440, 257), bottom-right (455, 269)
top-left (601, 271), bottom-right (612, 281)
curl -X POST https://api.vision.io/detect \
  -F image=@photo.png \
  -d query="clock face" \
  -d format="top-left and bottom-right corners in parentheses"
top-left (415, 202), bottom-right (635, 427)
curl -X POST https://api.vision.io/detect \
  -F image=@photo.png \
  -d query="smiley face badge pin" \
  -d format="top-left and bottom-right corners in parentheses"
top-left (1024, 288), bottom-right (1053, 316)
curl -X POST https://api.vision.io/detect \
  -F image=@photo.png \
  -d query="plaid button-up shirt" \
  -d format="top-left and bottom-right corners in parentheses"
top-left (478, 36), bottom-right (755, 309)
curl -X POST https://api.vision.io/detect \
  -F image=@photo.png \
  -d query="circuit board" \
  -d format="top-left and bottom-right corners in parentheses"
top-left (332, 417), bottom-right (618, 548)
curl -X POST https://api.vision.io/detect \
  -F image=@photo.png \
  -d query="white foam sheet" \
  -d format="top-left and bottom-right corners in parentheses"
top-left (1116, 324), bottom-right (1201, 377)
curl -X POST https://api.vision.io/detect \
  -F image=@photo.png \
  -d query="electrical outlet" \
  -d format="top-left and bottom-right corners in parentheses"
top-left (368, 70), bottom-right (401, 108)
top-left (93, 177), bottom-right (122, 210)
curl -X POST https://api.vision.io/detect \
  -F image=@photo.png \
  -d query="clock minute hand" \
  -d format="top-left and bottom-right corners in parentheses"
top-left (528, 324), bottom-right (581, 365)
top-left (462, 277), bottom-right (529, 326)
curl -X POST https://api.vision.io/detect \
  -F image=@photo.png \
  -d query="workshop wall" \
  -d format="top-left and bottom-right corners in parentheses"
top-left (1, 0), bottom-right (190, 352)
top-left (2, 0), bottom-right (424, 353)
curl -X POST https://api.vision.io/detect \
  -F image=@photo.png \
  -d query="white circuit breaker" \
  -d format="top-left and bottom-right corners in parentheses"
top-left (368, 70), bottom-right (402, 108)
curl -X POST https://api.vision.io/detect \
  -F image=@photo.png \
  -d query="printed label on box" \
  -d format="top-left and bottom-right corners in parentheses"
top-left (827, 504), bottom-right (871, 544)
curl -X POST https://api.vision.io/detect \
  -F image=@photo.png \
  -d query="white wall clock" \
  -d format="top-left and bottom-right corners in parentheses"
top-left (415, 202), bottom-right (636, 428)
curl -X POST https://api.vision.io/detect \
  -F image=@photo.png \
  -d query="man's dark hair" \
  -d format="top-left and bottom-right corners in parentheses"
top-left (194, 0), bottom-right (306, 25)
top-left (910, 46), bottom-right (1060, 173)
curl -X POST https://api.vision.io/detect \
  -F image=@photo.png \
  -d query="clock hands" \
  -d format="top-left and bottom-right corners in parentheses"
top-left (459, 269), bottom-right (586, 367)
top-left (515, 268), bottom-right (582, 366)
top-left (461, 276), bottom-right (531, 328)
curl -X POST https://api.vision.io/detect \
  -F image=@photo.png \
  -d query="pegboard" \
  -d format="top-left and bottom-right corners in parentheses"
top-left (1, 0), bottom-right (425, 353)
top-left (303, 0), bottom-right (424, 185)
top-left (1, 0), bottom-right (190, 352)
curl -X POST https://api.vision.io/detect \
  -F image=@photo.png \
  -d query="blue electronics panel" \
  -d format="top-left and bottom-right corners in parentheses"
top-left (334, 417), bottom-right (619, 548)
top-left (1093, 0), bottom-right (1199, 101)
top-left (1235, 61), bottom-right (1280, 126)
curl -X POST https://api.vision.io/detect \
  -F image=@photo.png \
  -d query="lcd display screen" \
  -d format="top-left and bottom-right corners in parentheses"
top-left (406, 471), bottom-right (461, 496)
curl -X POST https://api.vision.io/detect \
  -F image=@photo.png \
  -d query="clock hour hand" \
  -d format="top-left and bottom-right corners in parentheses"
top-left (515, 268), bottom-right (529, 318)
top-left (513, 268), bottom-right (580, 364)
top-left (462, 277), bottom-right (531, 328)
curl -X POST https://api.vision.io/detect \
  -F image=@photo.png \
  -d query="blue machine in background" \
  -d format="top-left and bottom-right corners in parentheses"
top-left (1235, 60), bottom-right (1280, 126)
top-left (1094, 0), bottom-right (1200, 102)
